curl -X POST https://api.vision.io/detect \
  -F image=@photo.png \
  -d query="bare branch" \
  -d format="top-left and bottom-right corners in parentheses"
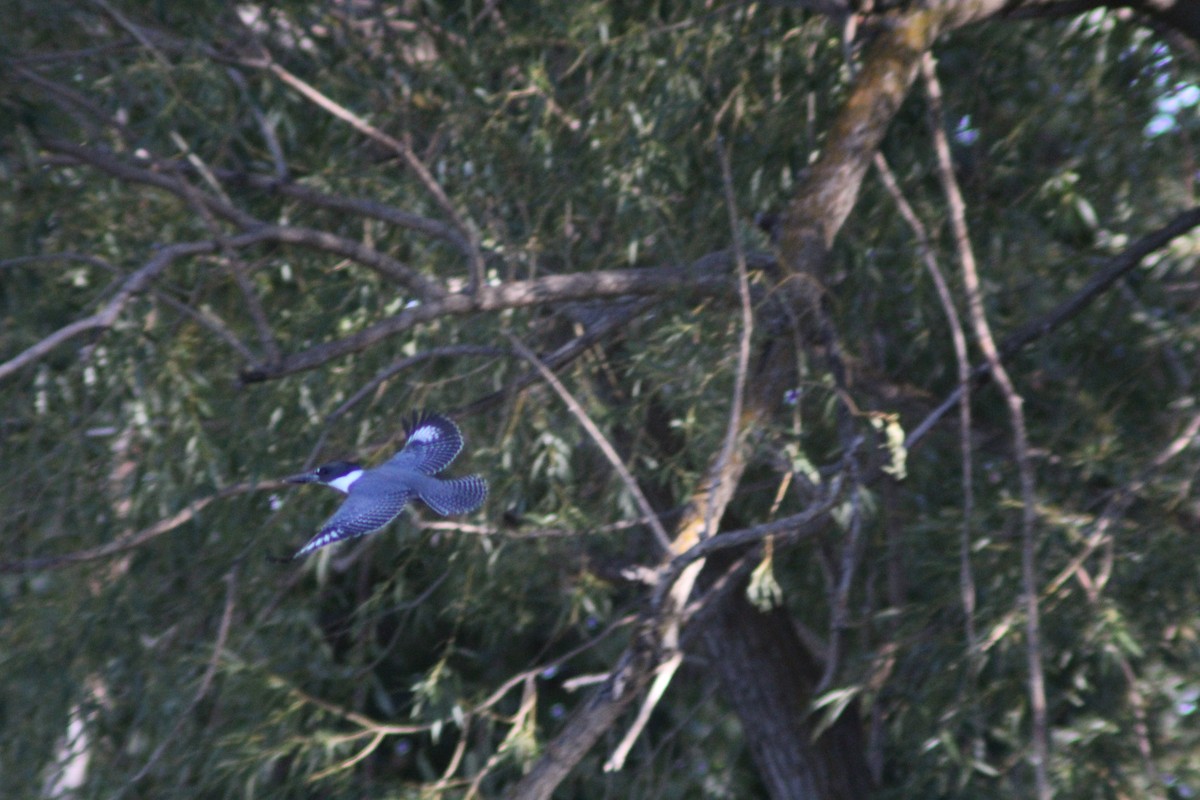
top-left (224, 66), bottom-right (289, 181)
top-left (9, 64), bottom-right (133, 140)
top-left (817, 478), bottom-right (866, 693)
top-left (874, 150), bottom-right (984, 746)
top-left (0, 224), bottom-right (400, 383)
top-left (603, 652), bottom-right (683, 772)
top-left (999, 205), bottom-right (1200, 356)
top-left (220, 172), bottom-right (471, 254)
top-left (654, 483), bottom-right (844, 610)
top-left (119, 565), bottom-right (240, 793)
top-left (42, 138), bottom-right (255, 228)
top-left (0, 252), bottom-right (118, 274)
top-left (1, 251), bottom-right (259, 362)
top-left (42, 140), bottom-right (448, 300)
top-left (165, 132), bottom-right (284, 365)
top-left (241, 251), bottom-right (766, 383)
top-left (0, 480), bottom-right (284, 573)
top-left (904, 204), bottom-right (1200, 452)
top-left (89, 0), bottom-right (173, 72)
top-left (458, 298), bottom-right (654, 416)
top-left (249, 223), bottom-right (446, 299)
top-left (152, 288), bottom-right (259, 362)
top-left (709, 139), bottom-right (755, 542)
top-left (923, 53), bottom-right (1050, 800)
top-left (254, 54), bottom-right (488, 289)
top-left (505, 332), bottom-right (673, 553)
top-left (0, 238), bottom-right (223, 384)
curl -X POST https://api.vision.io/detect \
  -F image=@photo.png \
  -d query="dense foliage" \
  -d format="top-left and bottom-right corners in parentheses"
top-left (2, 1), bottom-right (1199, 798)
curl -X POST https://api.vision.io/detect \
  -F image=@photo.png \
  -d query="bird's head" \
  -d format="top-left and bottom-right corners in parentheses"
top-left (285, 460), bottom-right (364, 493)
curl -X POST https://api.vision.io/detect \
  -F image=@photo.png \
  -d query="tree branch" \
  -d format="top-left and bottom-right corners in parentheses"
top-left (0, 480), bottom-right (283, 573)
top-left (505, 333), bottom-right (673, 553)
top-left (41, 140), bottom-right (448, 301)
top-left (904, 204), bottom-right (1200, 452)
top-left (252, 52), bottom-right (488, 289)
top-left (923, 53), bottom-right (1050, 799)
top-left (0, 238), bottom-right (228, 383)
top-left (240, 251), bottom-right (768, 383)
top-left (219, 171), bottom-right (471, 254)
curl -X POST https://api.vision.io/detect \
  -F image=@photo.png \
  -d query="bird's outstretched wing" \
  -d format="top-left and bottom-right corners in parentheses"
top-left (386, 411), bottom-right (464, 475)
top-left (417, 474), bottom-right (489, 516)
top-left (292, 488), bottom-right (413, 558)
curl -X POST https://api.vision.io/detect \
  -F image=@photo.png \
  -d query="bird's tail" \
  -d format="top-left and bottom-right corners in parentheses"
top-left (418, 474), bottom-right (488, 516)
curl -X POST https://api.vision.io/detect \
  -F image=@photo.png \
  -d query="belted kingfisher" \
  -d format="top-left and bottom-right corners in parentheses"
top-left (283, 412), bottom-right (487, 559)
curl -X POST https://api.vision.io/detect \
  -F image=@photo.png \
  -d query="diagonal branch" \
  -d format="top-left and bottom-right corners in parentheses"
top-left (253, 54), bottom-right (487, 289)
top-left (218, 171), bottom-right (471, 254)
top-left (998, 205), bottom-right (1200, 356)
top-left (505, 333), bottom-right (673, 553)
top-left (605, 138), bottom-right (759, 773)
top-left (0, 219), bottom-right (445, 384)
top-left (41, 140), bottom-right (448, 301)
top-left (458, 298), bottom-right (654, 416)
top-left (922, 52), bottom-right (1050, 800)
top-left (904, 204), bottom-right (1200, 451)
top-left (241, 251), bottom-right (767, 383)
top-left (0, 238), bottom-right (229, 383)
top-left (0, 480), bottom-right (284, 573)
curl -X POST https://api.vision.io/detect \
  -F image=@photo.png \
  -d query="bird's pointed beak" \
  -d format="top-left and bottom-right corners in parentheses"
top-left (284, 470), bottom-right (319, 484)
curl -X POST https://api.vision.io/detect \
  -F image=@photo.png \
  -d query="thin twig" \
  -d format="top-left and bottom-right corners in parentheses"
top-left (119, 565), bottom-right (240, 792)
top-left (8, 65), bottom-right (133, 140)
top-left (42, 139), bottom-right (447, 300)
top-left (151, 288), bottom-right (259, 362)
top-left (168, 130), bottom-right (283, 365)
top-left (923, 53), bottom-right (1050, 800)
top-left (241, 250), bottom-right (761, 383)
top-left (308, 730), bottom-right (388, 782)
top-left (709, 138), bottom-right (755, 540)
top-left (0, 238), bottom-right (231, 384)
top-left (603, 652), bottom-right (683, 772)
top-left (255, 54), bottom-right (487, 289)
top-left (505, 332), bottom-right (673, 553)
top-left (651, 471), bottom-right (847, 612)
top-left (458, 298), bottom-right (655, 416)
top-left (874, 151), bottom-right (983, 749)
top-left (904, 204), bottom-right (1200, 451)
top-left (330, 345), bottom-right (508, 423)
top-left (89, 0), bottom-right (173, 72)
top-left (0, 252), bottom-right (119, 273)
top-left (0, 480), bottom-right (286, 573)
top-left (215, 170), bottom-right (471, 253)
top-left (280, 680), bottom-right (429, 735)
top-left (224, 66), bottom-right (289, 181)
top-left (817, 477), bottom-right (865, 693)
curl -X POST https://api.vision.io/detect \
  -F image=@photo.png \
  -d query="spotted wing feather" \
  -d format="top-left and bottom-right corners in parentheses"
top-left (386, 412), bottom-right (464, 476)
top-left (293, 487), bottom-right (413, 558)
top-left (417, 474), bottom-right (488, 516)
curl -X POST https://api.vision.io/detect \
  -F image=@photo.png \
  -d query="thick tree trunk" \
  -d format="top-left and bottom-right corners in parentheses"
top-left (704, 573), bottom-right (872, 800)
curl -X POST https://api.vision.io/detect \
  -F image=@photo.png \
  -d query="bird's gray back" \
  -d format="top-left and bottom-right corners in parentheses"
top-left (326, 469), bottom-right (415, 529)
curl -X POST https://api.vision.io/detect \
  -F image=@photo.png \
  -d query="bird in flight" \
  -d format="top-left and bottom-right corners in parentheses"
top-left (282, 412), bottom-right (487, 559)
